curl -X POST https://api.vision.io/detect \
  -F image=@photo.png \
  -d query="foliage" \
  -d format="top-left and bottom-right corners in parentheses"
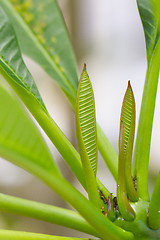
top-left (0, 0), bottom-right (159, 239)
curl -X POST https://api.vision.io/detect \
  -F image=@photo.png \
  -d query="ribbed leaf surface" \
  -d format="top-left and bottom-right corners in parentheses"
top-left (119, 81), bottom-right (138, 202)
top-left (0, 82), bottom-right (60, 178)
top-left (75, 65), bottom-right (99, 207)
top-left (137, 0), bottom-right (160, 64)
top-left (0, 7), bottom-right (46, 109)
top-left (77, 66), bottom-right (97, 175)
top-left (0, 0), bottom-right (78, 106)
top-left (120, 81), bottom-right (135, 157)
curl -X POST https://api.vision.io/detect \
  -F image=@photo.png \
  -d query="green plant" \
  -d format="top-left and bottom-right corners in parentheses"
top-left (0, 0), bottom-right (159, 239)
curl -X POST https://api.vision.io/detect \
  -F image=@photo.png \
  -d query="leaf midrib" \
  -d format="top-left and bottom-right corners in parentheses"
top-left (0, 54), bottom-right (46, 111)
top-left (4, 0), bottom-right (76, 97)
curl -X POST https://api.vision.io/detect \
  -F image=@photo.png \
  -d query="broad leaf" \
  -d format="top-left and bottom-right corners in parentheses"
top-left (0, 0), bottom-right (79, 106)
top-left (120, 81), bottom-right (138, 201)
top-left (0, 6), bottom-right (46, 110)
top-left (137, 0), bottom-right (160, 64)
top-left (75, 65), bottom-right (99, 207)
top-left (0, 82), bottom-right (61, 180)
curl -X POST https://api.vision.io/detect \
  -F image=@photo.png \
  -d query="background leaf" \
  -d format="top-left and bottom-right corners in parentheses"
top-left (0, 82), bottom-right (61, 179)
top-left (0, 0), bottom-right (79, 106)
top-left (137, 0), bottom-right (160, 64)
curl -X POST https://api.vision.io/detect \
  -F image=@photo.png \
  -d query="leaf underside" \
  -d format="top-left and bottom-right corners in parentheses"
top-left (120, 81), bottom-right (135, 159)
top-left (77, 65), bottom-right (97, 175)
top-left (120, 81), bottom-right (138, 202)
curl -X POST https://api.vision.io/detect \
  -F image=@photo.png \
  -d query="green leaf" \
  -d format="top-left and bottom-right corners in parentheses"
top-left (75, 65), bottom-right (99, 207)
top-left (0, 0), bottom-right (78, 106)
top-left (0, 82), bottom-right (61, 181)
top-left (120, 81), bottom-right (138, 202)
top-left (76, 66), bottom-right (98, 176)
top-left (148, 171), bottom-right (160, 229)
top-left (0, 6), bottom-right (46, 112)
top-left (137, 0), bottom-right (160, 64)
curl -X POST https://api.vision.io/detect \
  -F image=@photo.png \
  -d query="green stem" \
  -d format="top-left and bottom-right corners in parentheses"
top-left (97, 124), bottom-right (118, 181)
top-left (37, 169), bottom-right (134, 240)
top-left (148, 171), bottom-right (160, 229)
top-left (96, 178), bottom-right (110, 198)
top-left (132, 38), bottom-right (160, 201)
top-left (0, 193), bottom-right (98, 237)
top-left (0, 230), bottom-right (89, 240)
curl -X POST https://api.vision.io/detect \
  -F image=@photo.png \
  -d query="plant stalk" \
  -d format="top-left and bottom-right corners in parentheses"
top-left (133, 38), bottom-right (160, 201)
top-left (0, 193), bottom-right (98, 237)
top-left (0, 230), bottom-right (90, 240)
top-left (148, 171), bottom-right (160, 229)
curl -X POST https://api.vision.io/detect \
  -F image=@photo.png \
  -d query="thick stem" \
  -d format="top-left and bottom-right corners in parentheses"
top-left (0, 193), bottom-right (98, 237)
top-left (0, 230), bottom-right (89, 240)
top-left (37, 169), bottom-right (134, 240)
top-left (148, 171), bottom-right (160, 229)
top-left (133, 38), bottom-right (160, 201)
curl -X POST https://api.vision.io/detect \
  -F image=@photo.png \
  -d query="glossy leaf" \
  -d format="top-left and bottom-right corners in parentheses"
top-left (117, 121), bottom-right (135, 221)
top-left (137, 0), bottom-right (160, 64)
top-left (75, 65), bottom-right (99, 207)
top-left (0, 6), bottom-right (46, 110)
top-left (120, 81), bottom-right (138, 202)
top-left (148, 171), bottom-right (160, 229)
top-left (0, 82), bottom-right (60, 180)
top-left (0, 0), bottom-right (78, 106)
